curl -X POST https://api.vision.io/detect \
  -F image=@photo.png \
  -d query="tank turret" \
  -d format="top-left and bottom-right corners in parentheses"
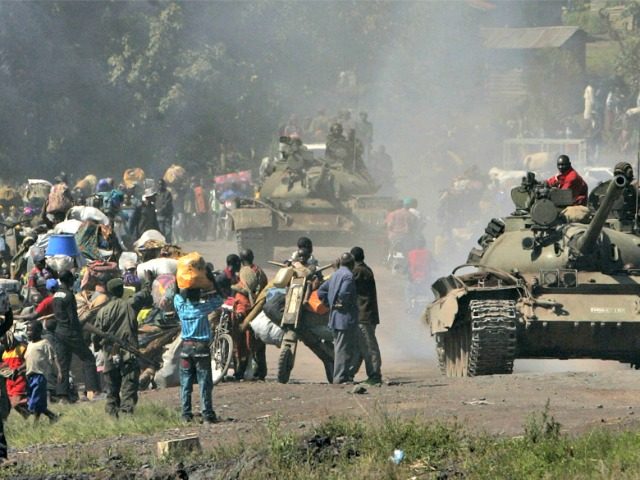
top-left (573, 173), bottom-right (627, 255)
top-left (231, 137), bottom-right (395, 261)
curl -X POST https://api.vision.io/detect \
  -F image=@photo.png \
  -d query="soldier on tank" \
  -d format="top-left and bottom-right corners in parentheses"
top-left (346, 129), bottom-right (368, 174)
top-left (355, 112), bottom-right (373, 160)
top-left (325, 123), bottom-right (351, 166)
top-left (546, 155), bottom-right (588, 206)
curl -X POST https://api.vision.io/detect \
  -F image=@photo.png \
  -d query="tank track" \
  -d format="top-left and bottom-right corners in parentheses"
top-left (468, 299), bottom-right (517, 376)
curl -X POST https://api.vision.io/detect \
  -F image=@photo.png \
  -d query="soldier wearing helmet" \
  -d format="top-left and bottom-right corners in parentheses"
top-left (325, 122), bottom-right (350, 166)
top-left (546, 155), bottom-right (588, 206)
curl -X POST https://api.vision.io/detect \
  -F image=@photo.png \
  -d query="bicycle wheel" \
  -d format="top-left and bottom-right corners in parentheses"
top-left (211, 333), bottom-right (234, 385)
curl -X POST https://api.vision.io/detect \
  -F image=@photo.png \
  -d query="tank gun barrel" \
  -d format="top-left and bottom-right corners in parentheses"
top-left (576, 173), bottom-right (628, 254)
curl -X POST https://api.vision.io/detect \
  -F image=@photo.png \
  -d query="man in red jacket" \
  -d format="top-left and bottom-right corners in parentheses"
top-left (546, 155), bottom-right (588, 206)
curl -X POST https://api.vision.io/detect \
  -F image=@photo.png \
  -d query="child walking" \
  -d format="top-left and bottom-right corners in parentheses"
top-left (25, 320), bottom-right (60, 423)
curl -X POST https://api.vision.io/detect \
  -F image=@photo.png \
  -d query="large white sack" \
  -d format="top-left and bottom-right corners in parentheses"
top-left (137, 257), bottom-right (177, 278)
top-left (67, 206), bottom-right (110, 225)
top-left (153, 335), bottom-right (182, 389)
top-left (53, 219), bottom-right (84, 235)
top-left (251, 311), bottom-right (284, 346)
top-left (118, 251), bottom-right (138, 271)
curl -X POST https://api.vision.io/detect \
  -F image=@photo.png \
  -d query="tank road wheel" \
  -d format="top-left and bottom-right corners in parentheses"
top-left (440, 324), bottom-right (471, 378)
top-left (277, 346), bottom-right (296, 384)
top-left (468, 300), bottom-right (517, 376)
top-left (236, 229), bottom-right (275, 263)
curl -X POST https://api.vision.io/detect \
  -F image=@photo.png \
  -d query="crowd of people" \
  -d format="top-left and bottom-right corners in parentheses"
top-left (0, 166), bottom-right (386, 467)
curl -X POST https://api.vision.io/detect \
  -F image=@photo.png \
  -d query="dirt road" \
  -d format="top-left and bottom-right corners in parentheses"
top-left (169, 241), bottom-right (640, 438)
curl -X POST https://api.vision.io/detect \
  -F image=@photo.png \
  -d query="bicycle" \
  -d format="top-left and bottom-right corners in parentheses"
top-left (210, 300), bottom-right (235, 385)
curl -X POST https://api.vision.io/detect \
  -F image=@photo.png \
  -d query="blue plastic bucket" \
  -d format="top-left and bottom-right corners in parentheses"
top-left (46, 234), bottom-right (80, 257)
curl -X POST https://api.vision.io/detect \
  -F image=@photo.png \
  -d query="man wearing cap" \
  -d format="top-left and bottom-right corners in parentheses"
top-left (317, 252), bottom-right (359, 384)
top-left (92, 278), bottom-right (152, 416)
top-left (349, 246), bottom-right (382, 385)
top-left (546, 154), bottom-right (588, 206)
top-left (129, 188), bottom-right (160, 240)
top-left (52, 270), bottom-right (100, 403)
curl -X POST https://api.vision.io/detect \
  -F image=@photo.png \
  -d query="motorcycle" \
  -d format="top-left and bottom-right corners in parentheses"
top-left (268, 261), bottom-right (335, 384)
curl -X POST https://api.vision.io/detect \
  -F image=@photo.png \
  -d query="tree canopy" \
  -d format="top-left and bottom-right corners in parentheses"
top-left (0, 1), bottom-right (486, 181)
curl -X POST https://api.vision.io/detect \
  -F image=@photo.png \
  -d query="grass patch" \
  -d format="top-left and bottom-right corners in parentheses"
top-left (9, 402), bottom-right (640, 479)
top-left (238, 405), bottom-right (640, 479)
top-left (5, 401), bottom-right (183, 449)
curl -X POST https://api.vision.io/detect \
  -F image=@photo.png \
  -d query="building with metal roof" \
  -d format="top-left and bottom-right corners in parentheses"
top-left (481, 26), bottom-right (583, 50)
top-left (481, 26), bottom-right (587, 105)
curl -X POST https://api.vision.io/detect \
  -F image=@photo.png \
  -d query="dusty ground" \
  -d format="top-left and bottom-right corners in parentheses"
top-left (10, 240), bottom-right (640, 470)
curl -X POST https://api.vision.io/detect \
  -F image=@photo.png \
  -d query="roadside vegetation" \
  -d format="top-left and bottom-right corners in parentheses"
top-left (6, 402), bottom-right (640, 479)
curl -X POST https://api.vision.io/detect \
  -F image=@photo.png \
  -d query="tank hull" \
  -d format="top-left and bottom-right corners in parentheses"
top-left (426, 269), bottom-right (640, 376)
top-left (232, 195), bottom-right (393, 261)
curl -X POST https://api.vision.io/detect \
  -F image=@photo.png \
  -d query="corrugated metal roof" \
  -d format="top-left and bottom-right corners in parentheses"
top-left (482, 26), bottom-right (582, 49)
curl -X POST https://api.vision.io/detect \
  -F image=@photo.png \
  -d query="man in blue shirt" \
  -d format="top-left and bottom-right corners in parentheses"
top-left (174, 283), bottom-right (222, 423)
top-left (317, 252), bottom-right (358, 384)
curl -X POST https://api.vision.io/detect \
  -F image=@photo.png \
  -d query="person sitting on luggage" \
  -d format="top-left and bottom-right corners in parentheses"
top-left (287, 236), bottom-right (319, 268)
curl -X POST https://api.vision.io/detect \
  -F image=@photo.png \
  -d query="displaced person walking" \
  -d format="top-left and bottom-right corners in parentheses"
top-left (92, 278), bottom-right (152, 416)
top-left (25, 320), bottom-right (60, 423)
top-left (129, 188), bottom-right (160, 239)
top-left (349, 247), bottom-right (382, 385)
top-left (52, 270), bottom-right (100, 403)
top-left (155, 179), bottom-right (174, 242)
top-left (174, 281), bottom-right (222, 423)
top-left (317, 252), bottom-right (359, 384)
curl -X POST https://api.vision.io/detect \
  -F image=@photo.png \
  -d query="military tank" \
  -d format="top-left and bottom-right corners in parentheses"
top-left (231, 134), bottom-right (394, 261)
top-left (425, 162), bottom-right (640, 377)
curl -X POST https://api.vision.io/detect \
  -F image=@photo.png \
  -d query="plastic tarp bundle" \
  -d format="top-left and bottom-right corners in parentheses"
top-left (133, 230), bottom-right (166, 250)
top-left (81, 261), bottom-right (119, 290)
top-left (67, 206), bottom-right (110, 225)
top-left (163, 165), bottom-right (186, 186)
top-left (24, 179), bottom-right (52, 201)
top-left (118, 251), bottom-right (138, 271)
top-left (0, 186), bottom-right (19, 205)
top-left (176, 252), bottom-right (211, 290)
top-left (152, 274), bottom-right (177, 312)
top-left (137, 258), bottom-right (177, 278)
top-left (73, 175), bottom-right (97, 195)
top-left (250, 311), bottom-right (284, 346)
top-left (123, 168), bottom-right (145, 189)
top-left (214, 170), bottom-right (252, 186)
